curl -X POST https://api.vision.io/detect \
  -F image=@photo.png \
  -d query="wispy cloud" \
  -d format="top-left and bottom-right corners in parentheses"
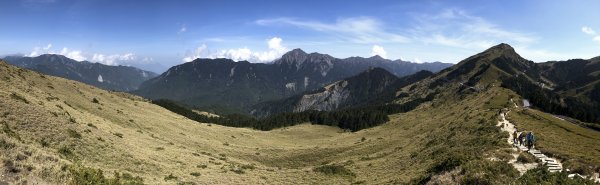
top-left (256, 17), bottom-right (410, 44)
top-left (581, 26), bottom-right (600, 43)
top-left (27, 43), bottom-right (138, 65)
top-left (91, 53), bottom-right (136, 66)
top-left (21, 0), bottom-right (56, 9)
top-left (410, 8), bottom-right (536, 49)
top-left (182, 37), bottom-right (290, 63)
top-left (182, 44), bottom-right (207, 62)
top-left (178, 24), bottom-right (187, 34)
top-left (582, 26), bottom-right (596, 35)
top-left (28, 44), bottom-right (87, 61)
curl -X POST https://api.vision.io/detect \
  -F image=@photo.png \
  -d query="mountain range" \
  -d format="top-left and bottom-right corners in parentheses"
top-left (133, 49), bottom-right (451, 113)
top-left (1, 43), bottom-right (600, 184)
top-left (396, 43), bottom-right (600, 125)
top-left (2, 54), bottom-right (157, 91)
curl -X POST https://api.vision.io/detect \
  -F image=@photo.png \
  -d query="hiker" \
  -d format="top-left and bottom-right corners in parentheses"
top-left (512, 130), bottom-right (518, 145)
top-left (518, 132), bottom-right (525, 146)
top-left (526, 131), bottom-right (535, 151)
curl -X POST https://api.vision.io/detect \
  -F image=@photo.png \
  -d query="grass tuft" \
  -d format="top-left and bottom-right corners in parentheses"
top-left (313, 164), bottom-right (355, 177)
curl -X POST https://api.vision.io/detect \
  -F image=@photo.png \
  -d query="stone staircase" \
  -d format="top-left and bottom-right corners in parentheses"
top-left (513, 142), bottom-right (563, 172)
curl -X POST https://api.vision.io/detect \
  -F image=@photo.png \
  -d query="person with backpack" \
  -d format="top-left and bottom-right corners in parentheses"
top-left (518, 132), bottom-right (525, 146)
top-left (512, 130), bottom-right (518, 145)
top-left (526, 131), bottom-right (535, 151)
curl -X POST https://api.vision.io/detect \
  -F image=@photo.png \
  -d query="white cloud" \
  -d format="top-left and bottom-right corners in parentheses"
top-left (43, 44), bottom-right (52, 50)
top-left (142, 57), bottom-right (153, 62)
top-left (582, 26), bottom-right (596, 35)
top-left (27, 44), bottom-right (87, 61)
top-left (414, 58), bottom-right (423, 63)
top-left (182, 37), bottom-right (290, 63)
top-left (370, 45), bottom-right (387, 58)
top-left (581, 26), bottom-right (600, 44)
top-left (178, 24), bottom-right (187, 34)
top-left (91, 53), bottom-right (136, 65)
top-left (182, 44), bottom-right (207, 62)
top-left (411, 8), bottom-right (536, 50)
top-left (26, 43), bottom-right (140, 65)
top-left (256, 17), bottom-right (409, 44)
top-left (60, 48), bottom-right (87, 61)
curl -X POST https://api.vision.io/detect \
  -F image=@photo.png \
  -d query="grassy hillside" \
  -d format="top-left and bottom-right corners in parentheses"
top-left (507, 107), bottom-right (600, 176)
top-left (2, 58), bottom-right (599, 185)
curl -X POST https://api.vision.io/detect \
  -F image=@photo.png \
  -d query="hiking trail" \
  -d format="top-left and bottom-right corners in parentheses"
top-left (498, 99), bottom-right (600, 182)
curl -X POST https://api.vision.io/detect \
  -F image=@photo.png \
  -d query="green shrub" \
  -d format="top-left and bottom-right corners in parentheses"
top-left (517, 167), bottom-right (598, 184)
top-left (164, 174), bottom-right (177, 181)
top-left (67, 129), bottom-right (82, 139)
top-left (428, 153), bottom-right (468, 173)
top-left (39, 139), bottom-right (49, 147)
top-left (516, 152), bottom-right (537, 163)
top-left (313, 164), bottom-right (355, 177)
top-left (197, 164), bottom-right (207, 169)
top-left (87, 123), bottom-right (97, 129)
top-left (113, 133), bottom-right (123, 138)
top-left (58, 146), bottom-right (74, 158)
top-left (92, 98), bottom-right (100, 104)
top-left (0, 138), bottom-right (15, 149)
top-left (10, 92), bottom-right (29, 104)
top-left (2, 122), bottom-right (20, 140)
top-left (190, 172), bottom-right (201, 177)
top-left (230, 168), bottom-right (245, 174)
top-left (68, 166), bottom-right (144, 185)
top-left (460, 160), bottom-right (519, 185)
top-left (240, 164), bottom-right (255, 170)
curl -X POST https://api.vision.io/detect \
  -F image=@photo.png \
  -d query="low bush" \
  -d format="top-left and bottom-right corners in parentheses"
top-left (113, 133), bottom-right (123, 138)
top-left (516, 152), bottom-right (537, 163)
top-left (313, 164), bottom-right (355, 177)
top-left (67, 129), bottom-right (82, 139)
top-left (0, 138), bottom-right (15, 149)
top-left (10, 92), bottom-right (29, 104)
top-left (69, 166), bottom-right (144, 185)
top-left (517, 167), bottom-right (598, 184)
top-left (164, 174), bottom-right (177, 181)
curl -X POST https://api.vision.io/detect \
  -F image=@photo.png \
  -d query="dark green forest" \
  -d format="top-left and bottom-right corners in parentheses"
top-left (501, 76), bottom-right (600, 128)
top-left (151, 95), bottom-right (432, 132)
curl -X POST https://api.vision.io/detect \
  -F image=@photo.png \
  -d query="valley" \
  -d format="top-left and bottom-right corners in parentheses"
top-left (2, 43), bottom-right (600, 184)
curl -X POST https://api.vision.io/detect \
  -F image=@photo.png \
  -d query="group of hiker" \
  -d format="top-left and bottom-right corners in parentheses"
top-left (513, 130), bottom-right (535, 150)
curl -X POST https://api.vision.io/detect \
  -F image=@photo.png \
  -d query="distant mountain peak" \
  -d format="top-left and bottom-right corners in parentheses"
top-left (287, 48), bottom-right (307, 56)
top-left (480, 43), bottom-right (521, 59)
top-left (488, 43), bottom-right (514, 51)
top-left (369, 55), bottom-right (385, 60)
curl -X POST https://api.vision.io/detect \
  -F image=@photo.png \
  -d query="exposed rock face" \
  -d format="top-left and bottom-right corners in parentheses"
top-left (135, 49), bottom-right (451, 113)
top-left (251, 68), bottom-right (434, 117)
top-left (293, 80), bottom-right (350, 112)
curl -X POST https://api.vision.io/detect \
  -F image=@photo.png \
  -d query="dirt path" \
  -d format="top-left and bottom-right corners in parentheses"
top-left (497, 110), bottom-right (539, 175)
top-left (500, 100), bottom-right (600, 182)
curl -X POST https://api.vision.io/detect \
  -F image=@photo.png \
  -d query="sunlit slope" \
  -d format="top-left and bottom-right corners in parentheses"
top-left (3, 56), bottom-right (598, 185)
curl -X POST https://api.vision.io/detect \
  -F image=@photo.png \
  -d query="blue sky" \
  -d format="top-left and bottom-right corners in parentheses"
top-left (1, 0), bottom-right (600, 73)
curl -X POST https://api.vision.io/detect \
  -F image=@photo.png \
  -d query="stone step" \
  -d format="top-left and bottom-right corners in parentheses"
top-left (546, 161), bottom-right (560, 165)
